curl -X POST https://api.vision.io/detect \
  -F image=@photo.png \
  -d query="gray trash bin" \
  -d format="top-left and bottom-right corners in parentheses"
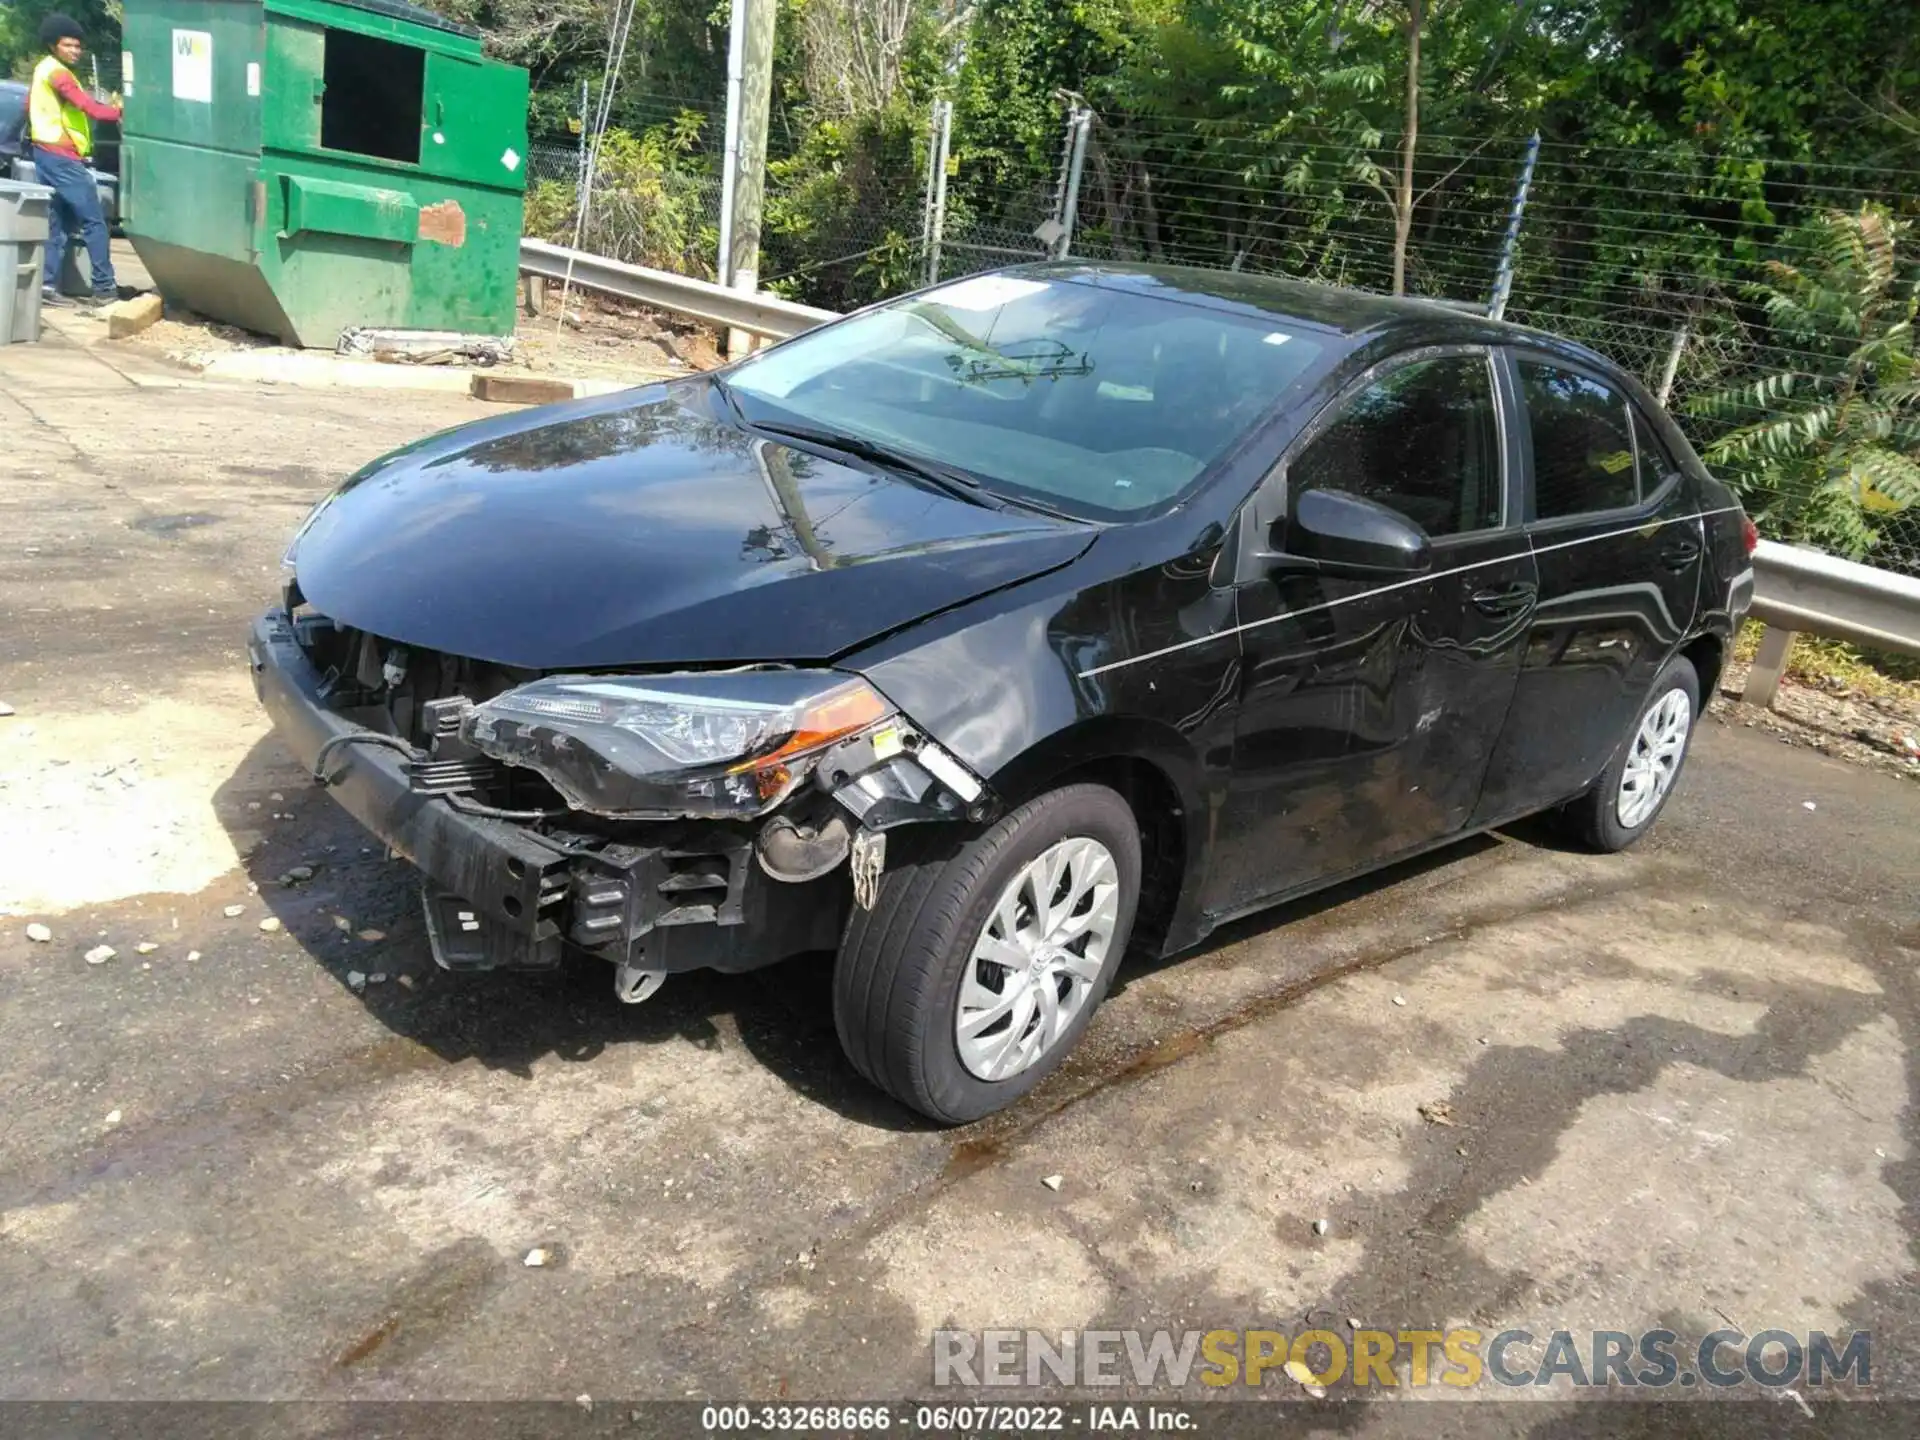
top-left (0, 178), bottom-right (53, 344)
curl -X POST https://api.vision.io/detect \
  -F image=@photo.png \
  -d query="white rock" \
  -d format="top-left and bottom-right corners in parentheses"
top-left (347, 970), bottom-right (367, 994)
top-left (84, 945), bottom-right (115, 965)
top-left (269, 792), bottom-right (284, 803)
top-left (0, 701), bottom-right (15, 716)
top-left (524, 1248), bottom-right (550, 1267)
top-left (258, 917), bottom-right (282, 933)
top-left (186, 951), bottom-right (201, 962)
top-left (1312, 1217), bottom-right (1330, 1236)
top-left (135, 941), bottom-right (158, 954)
top-left (1391, 995), bottom-right (1407, 1007)
top-left (222, 904), bottom-right (245, 918)
top-left (25, 923), bottom-right (51, 943)
top-left (368, 972), bottom-right (388, 985)
top-left (104, 1109), bottom-right (122, 1126)
top-left (1041, 1174), bottom-right (1064, 1192)
top-left (285, 865), bottom-right (315, 882)
top-left (1802, 800), bottom-right (1817, 811)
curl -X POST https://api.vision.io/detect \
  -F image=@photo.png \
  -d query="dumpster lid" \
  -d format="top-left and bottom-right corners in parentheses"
top-left (325, 0), bottom-right (483, 40)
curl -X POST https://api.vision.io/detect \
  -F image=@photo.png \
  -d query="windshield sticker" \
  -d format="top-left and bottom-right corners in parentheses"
top-left (1263, 332), bottom-right (1293, 345)
top-left (923, 275), bottom-right (1051, 312)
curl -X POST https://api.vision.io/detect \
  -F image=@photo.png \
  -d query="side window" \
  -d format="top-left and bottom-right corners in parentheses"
top-left (1631, 405), bottom-right (1677, 494)
top-left (1289, 356), bottom-right (1501, 538)
top-left (1519, 362), bottom-right (1638, 518)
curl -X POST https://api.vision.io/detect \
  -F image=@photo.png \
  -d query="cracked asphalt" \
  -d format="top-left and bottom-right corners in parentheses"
top-left (2, 319), bottom-right (1918, 1431)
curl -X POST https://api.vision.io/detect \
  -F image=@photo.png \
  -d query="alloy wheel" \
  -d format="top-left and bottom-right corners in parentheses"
top-left (1616, 687), bottom-right (1692, 829)
top-left (955, 836), bottom-right (1120, 1082)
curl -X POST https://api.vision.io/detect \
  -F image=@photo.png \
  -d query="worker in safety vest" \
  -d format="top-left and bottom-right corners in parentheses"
top-left (29, 14), bottom-right (123, 308)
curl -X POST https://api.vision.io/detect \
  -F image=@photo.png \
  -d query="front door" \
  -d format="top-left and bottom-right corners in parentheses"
top-left (1206, 349), bottom-right (1537, 918)
top-left (1472, 353), bottom-right (1704, 823)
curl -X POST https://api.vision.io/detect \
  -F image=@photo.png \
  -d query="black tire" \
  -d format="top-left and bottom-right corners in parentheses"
top-left (833, 783), bottom-right (1141, 1125)
top-left (1557, 655), bottom-right (1701, 852)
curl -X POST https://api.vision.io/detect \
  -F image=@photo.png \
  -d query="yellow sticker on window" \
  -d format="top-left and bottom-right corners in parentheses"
top-left (1596, 450), bottom-right (1634, 475)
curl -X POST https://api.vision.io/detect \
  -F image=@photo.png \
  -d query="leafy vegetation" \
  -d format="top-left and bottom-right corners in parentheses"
top-left (1694, 206), bottom-right (1920, 560)
top-left (29, 0), bottom-right (1920, 561)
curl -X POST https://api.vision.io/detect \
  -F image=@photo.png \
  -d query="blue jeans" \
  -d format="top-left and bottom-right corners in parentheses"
top-left (32, 145), bottom-right (115, 298)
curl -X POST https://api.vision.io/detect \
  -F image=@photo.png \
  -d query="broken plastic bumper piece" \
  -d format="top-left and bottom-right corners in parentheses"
top-left (246, 610), bottom-right (990, 976)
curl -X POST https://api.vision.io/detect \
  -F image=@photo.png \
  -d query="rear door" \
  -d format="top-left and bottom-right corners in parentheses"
top-left (1472, 352), bottom-right (1704, 823)
top-left (1205, 347), bottom-right (1538, 916)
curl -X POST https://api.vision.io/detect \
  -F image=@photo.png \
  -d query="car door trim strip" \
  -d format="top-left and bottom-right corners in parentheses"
top-left (1076, 506), bottom-right (1742, 679)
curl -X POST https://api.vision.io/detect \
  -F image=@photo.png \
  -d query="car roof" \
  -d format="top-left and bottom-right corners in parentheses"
top-left (1007, 260), bottom-right (1625, 377)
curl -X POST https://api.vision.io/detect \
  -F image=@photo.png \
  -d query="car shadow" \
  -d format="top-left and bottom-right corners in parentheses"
top-left (215, 735), bottom-right (929, 1132)
top-left (218, 734), bottom-right (1563, 1133)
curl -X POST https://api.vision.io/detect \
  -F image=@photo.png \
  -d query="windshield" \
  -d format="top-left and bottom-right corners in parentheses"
top-left (724, 273), bottom-right (1329, 520)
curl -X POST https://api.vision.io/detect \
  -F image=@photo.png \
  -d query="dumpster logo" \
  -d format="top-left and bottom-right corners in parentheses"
top-left (170, 29), bottom-right (213, 105)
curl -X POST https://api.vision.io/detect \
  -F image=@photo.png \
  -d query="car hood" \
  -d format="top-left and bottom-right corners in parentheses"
top-left (291, 379), bottom-right (1095, 670)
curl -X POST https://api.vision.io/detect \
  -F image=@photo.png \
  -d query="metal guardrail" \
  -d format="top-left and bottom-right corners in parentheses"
top-left (1745, 538), bottom-right (1920, 705)
top-left (517, 239), bottom-right (837, 341)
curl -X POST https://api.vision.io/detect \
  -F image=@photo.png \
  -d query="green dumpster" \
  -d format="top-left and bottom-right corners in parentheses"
top-left (118, 0), bottom-right (528, 347)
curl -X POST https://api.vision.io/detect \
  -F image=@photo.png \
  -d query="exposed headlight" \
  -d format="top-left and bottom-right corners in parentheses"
top-left (463, 670), bottom-right (896, 819)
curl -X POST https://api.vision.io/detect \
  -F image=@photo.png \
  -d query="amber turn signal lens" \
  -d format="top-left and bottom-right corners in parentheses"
top-left (733, 680), bottom-right (893, 778)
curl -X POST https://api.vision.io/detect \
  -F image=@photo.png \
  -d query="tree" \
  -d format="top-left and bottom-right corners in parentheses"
top-left (1694, 205), bottom-right (1920, 559)
top-left (2, 0), bottom-right (119, 81)
top-left (797, 0), bottom-right (917, 118)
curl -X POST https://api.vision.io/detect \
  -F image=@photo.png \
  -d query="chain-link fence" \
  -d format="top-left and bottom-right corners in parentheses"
top-left (549, 94), bottom-right (1920, 576)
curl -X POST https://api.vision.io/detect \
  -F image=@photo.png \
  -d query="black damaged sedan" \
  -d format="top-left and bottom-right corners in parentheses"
top-left (251, 264), bottom-right (1756, 1122)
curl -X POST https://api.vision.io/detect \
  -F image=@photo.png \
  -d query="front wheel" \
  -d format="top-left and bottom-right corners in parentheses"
top-left (832, 783), bottom-right (1141, 1124)
top-left (1558, 655), bottom-right (1700, 852)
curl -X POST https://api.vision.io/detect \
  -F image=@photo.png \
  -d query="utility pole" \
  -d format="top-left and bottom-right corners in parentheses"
top-left (922, 99), bottom-right (953, 285)
top-left (718, 0), bottom-right (776, 357)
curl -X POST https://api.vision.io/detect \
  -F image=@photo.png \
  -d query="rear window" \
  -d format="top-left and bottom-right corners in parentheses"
top-left (1520, 361), bottom-right (1638, 519)
top-left (726, 275), bottom-right (1327, 519)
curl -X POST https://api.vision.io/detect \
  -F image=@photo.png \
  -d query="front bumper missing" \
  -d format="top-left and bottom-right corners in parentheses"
top-left (246, 612), bottom-right (844, 974)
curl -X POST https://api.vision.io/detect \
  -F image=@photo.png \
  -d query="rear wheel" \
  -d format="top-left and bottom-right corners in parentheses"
top-left (1558, 655), bottom-right (1700, 852)
top-left (832, 783), bottom-right (1140, 1124)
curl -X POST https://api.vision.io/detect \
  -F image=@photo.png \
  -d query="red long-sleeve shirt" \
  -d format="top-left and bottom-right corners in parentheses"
top-left (37, 69), bottom-right (121, 162)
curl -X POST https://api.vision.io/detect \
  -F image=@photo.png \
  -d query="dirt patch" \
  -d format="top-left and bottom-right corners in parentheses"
top-left (1712, 650), bottom-right (1920, 783)
top-left (121, 283), bottom-right (724, 384)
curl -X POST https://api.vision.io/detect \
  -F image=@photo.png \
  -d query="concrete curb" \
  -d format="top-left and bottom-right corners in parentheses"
top-left (192, 350), bottom-right (663, 401)
top-left (37, 306), bottom-right (672, 402)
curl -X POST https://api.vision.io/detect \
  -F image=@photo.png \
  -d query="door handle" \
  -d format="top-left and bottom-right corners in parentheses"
top-left (1471, 582), bottom-right (1537, 618)
top-left (1660, 538), bottom-right (1702, 571)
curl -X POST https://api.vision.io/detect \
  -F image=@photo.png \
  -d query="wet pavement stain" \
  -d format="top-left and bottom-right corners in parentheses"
top-left (333, 1236), bottom-right (504, 1369)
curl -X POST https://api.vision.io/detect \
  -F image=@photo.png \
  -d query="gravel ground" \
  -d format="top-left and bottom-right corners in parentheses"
top-left (1714, 652), bottom-right (1920, 784)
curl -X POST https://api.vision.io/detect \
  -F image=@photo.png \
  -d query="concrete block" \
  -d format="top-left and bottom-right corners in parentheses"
top-left (471, 373), bottom-right (577, 405)
top-left (105, 293), bottom-right (164, 340)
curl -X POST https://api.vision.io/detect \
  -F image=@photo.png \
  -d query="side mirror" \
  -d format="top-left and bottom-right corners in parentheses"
top-left (1277, 488), bottom-right (1432, 575)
